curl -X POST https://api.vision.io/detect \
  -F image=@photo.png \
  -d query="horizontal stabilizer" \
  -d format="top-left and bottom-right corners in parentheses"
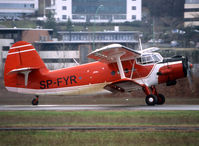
top-left (7, 67), bottom-right (39, 87)
top-left (8, 67), bottom-right (39, 75)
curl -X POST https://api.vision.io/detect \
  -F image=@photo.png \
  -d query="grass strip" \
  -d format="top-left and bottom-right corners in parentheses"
top-left (0, 110), bottom-right (199, 127)
top-left (0, 130), bottom-right (199, 146)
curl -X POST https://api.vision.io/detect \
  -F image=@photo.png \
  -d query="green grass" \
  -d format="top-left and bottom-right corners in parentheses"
top-left (0, 131), bottom-right (198, 146)
top-left (0, 111), bottom-right (199, 127)
top-left (0, 20), bottom-right (37, 28)
top-left (0, 20), bottom-right (140, 31)
top-left (0, 111), bottom-right (199, 145)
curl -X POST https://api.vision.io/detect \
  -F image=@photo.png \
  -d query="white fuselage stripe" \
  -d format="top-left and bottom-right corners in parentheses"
top-left (10, 44), bottom-right (32, 50)
top-left (8, 49), bottom-right (36, 55)
top-left (6, 82), bottom-right (111, 96)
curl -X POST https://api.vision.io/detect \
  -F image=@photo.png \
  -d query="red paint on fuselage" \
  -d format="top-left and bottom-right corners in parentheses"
top-left (158, 62), bottom-right (185, 84)
top-left (5, 59), bottom-right (156, 90)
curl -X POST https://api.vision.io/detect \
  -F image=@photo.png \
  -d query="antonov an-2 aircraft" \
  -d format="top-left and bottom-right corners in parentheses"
top-left (4, 41), bottom-right (193, 105)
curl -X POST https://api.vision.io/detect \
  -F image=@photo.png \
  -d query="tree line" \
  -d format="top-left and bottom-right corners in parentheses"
top-left (143, 0), bottom-right (185, 18)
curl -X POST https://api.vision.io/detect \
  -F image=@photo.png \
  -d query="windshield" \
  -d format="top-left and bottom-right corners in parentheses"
top-left (136, 53), bottom-right (163, 65)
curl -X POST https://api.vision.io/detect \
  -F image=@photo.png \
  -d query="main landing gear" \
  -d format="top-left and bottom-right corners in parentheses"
top-left (143, 85), bottom-right (165, 106)
top-left (32, 95), bottom-right (39, 105)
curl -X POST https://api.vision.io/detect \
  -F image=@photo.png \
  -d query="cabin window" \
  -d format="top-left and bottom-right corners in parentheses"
top-left (136, 53), bottom-right (162, 65)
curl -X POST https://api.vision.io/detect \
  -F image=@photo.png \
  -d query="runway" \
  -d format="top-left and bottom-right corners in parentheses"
top-left (0, 104), bottom-right (199, 111)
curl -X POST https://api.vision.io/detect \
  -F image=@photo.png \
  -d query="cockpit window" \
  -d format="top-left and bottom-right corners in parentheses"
top-left (136, 53), bottom-right (163, 65)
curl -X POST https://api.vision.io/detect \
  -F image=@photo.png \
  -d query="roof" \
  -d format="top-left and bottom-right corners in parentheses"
top-left (35, 40), bottom-right (138, 44)
top-left (58, 31), bottom-right (142, 34)
top-left (0, 27), bottom-right (53, 31)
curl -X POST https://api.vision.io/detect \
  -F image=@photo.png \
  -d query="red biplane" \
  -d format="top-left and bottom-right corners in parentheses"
top-left (4, 41), bottom-right (193, 105)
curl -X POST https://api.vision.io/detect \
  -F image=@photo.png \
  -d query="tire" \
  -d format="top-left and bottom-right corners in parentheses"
top-left (157, 94), bottom-right (165, 105)
top-left (32, 98), bottom-right (39, 105)
top-left (145, 94), bottom-right (158, 106)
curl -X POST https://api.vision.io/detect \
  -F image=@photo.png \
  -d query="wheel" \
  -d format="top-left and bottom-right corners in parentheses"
top-left (32, 98), bottom-right (38, 105)
top-left (157, 94), bottom-right (165, 105)
top-left (145, 94), bottom-right (158, 106)
top-left (32, 97), bottom-right (39, 105)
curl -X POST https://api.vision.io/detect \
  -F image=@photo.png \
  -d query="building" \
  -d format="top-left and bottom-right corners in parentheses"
top-left (184, 0), bottom-right (199, 27)
top-left (34, 31), bottom-right (141, 69)
top-left (49, 0), bottom-right (142, 23)
top-left (59, 31), bottom-right (139, 43)
top-left (0, 29), bottom-right (140, 78)
top-left (0, 0), bottom-right (38, 20)
top-left (0, 28), bottom-right (53, 78)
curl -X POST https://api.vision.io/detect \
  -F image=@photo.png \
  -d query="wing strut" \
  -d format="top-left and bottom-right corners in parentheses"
top-left (116, 55), bottom-right (125, 79)
top-left (130, 61), bottom-right (136, 79)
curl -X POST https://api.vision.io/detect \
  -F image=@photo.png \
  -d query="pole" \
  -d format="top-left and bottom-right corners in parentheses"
top-left (92, 5), bottom-right (103, 50)
top-left (43, 0), bottom-right (47, 21)
top-left (152, 17), bottom-right (155, 46)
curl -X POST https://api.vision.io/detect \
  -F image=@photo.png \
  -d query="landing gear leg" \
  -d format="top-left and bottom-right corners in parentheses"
top-left (143, 85), bottom-right (165, 106)
top-left (151, 86), bottom-right (165, 105)
top-left (32, 95), bottom-right (39, 105)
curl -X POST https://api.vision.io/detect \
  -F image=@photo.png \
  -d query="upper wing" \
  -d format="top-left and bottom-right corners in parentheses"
top-left (87, 44), bottom-right (141, 63)
top-left (140, 47), bottom-right (160, 54)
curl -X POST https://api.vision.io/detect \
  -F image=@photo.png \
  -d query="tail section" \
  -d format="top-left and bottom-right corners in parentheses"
top-left (4, 41), bottom-right (48, 89)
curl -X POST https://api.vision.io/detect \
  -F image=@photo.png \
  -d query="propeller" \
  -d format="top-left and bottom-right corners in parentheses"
top-left (186, 57), bottom-right (194, 92)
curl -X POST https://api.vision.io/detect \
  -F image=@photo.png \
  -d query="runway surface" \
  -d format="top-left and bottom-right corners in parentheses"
top-left (0, 104), bottom-right (199, 111)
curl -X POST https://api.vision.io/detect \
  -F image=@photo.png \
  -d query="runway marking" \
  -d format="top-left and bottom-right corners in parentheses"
top-left (0, 105), bottom-right (199, 111)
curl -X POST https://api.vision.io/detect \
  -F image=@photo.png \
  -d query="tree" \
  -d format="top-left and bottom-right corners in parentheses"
top-left (44, 11), bottom-right (56, 29)
top-left (182, 27), bottom-right (199, 47)
top-left (66, 18), bottom-right (74, 31)
top-left (43, 11), bottom-right (57, 37)
top-left (142, 0), bottom-right (185, 18)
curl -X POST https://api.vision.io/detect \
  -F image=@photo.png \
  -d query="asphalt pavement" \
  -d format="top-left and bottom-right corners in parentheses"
top-left (0, 104), bottom-right (199, 111)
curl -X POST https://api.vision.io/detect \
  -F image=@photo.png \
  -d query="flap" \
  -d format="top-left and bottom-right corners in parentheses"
top-left (104, 78), bottom-right (143, 93)
top-left (87, 44), bottom-right (141, 63)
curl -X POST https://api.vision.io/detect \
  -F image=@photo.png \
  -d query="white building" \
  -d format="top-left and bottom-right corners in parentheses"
top-left (184, 0), bottom-right (199, 27)
top-left (50, 0), bottom-right (142, 23)
top-left (0, 0), bottom-right (38, 19)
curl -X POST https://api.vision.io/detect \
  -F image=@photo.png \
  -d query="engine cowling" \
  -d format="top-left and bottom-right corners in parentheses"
top-left (157, 56), bottom-right (188, 86)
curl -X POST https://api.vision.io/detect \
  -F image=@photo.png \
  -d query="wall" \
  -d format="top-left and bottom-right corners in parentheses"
top-left (126, 0), bottom-right (142, 21)
top-left (22, 30), bottom-right (51, 43)
top-left (0, 39), bottom-right (14, 78)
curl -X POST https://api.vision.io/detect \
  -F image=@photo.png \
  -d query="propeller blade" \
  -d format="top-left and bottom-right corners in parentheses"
top-left (187, 62), bottom-right (194, 92)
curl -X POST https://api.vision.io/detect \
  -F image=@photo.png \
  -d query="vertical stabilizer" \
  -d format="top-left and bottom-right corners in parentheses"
top-left (4, 41), bottom-right (48, 88)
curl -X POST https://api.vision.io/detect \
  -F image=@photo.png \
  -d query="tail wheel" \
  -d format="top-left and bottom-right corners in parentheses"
top-left (32, 99), bottom-right (38, 105)
top-left (145, 94), bottom-right (158, 106)
top-left (32, 96), bottom-right (39, 105)
top-left (157, 94), bottom-right (165, 105)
